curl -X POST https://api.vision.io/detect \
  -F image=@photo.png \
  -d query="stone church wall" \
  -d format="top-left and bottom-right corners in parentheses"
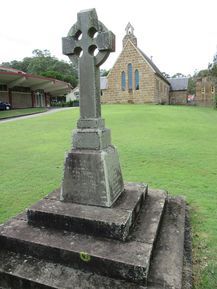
top-left (102, 41), bottom-right (156, 104)
top-left (154, 75), bottom-right (170, 104)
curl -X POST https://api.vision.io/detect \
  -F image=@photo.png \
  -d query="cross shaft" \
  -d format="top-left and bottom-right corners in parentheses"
top-left (62, 9), bottom-right (115, 120)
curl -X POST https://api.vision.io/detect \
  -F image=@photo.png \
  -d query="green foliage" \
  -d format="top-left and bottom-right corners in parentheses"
top-left (196, 62), bottom-right (217, 79)
top-left (51, 100), bottom-right (79, 107)
top-left (210, 64), bottom-right (217, 78)
top-left (162, 71), bottom-right (170, 78)
top-left (100, 69), bottom-right (110, 76)
top-left (66, 100), bottom-right (79, 107)
top-left (197, 69), bottom-right (210, 77)
top-left (1, 49), bottom-right (78, 87)
top-left (188, 77), bottom-right (196, 94)
top-left (172, 72), bottom-right (186, 78)
top-left (214, 94), bottom-right (217, 109)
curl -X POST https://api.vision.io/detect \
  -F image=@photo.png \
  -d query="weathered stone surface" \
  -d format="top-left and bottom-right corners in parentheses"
top-left (28, 183), bottom-right (146, 241)
top-left (62, 8), bottom-right (115, 120)
top-left (72, 127), bottom-right (111, 150)
top-left (148, 197), bottom-right (186, 289)
top-left (0, 187), bottom-right (167, 285)
top-left (77, 117), bottom-right (105, 129)
top-left (61, 146), bottom-right (124, 207)
top-left (0, 250), bottom-right (146, 289)
top-left (0, 219), bottom-right (152, 284)
top-left (129, 188), bottom-right (167, 244)
top-left (0, 193), bottom-right (190, 289)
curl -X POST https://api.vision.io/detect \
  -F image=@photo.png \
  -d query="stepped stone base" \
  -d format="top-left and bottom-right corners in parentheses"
top-left (28, 183), bottom-right (147, 241)
top-left (0, 183), bottom-right (191, 289)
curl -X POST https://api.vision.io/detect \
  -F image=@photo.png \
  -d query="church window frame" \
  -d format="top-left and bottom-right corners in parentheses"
top-left (128, 63), bottom-right (133, 90)
top-left (121, 71), bottom-right (126, 91)
top-left (156, 79), bottom-right (159, 91)
top-left (135, 69), bottom-right (140, 90)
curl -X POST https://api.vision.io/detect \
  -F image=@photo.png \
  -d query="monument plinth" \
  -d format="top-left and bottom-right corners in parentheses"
top-left (61, 8), bottom-right (124, 207)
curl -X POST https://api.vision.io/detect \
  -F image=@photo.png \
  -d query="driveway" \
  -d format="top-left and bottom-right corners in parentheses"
top-left (0, 107), bottom-right (75, 124)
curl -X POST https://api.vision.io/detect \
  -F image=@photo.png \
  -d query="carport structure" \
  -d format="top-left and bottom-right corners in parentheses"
top-left (0, 66), bottom-right (72, 108)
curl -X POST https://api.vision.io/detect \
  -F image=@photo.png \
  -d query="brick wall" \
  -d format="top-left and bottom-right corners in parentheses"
top-left (11, 92), bottom-right (32, 108)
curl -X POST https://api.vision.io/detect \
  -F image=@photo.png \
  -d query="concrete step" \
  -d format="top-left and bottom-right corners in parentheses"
top-left (27, 182), bottom-right (147, 241)
top-left (0, 188), bottom-right (167, 286)
top-left (0, 192), bottom-right (188, 289)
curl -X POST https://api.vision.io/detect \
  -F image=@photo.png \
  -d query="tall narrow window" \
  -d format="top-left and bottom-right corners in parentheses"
top-left (135, 69), bottom-right (139, 90)
top-left (121, 71), bottom-right (126, 91)
top-left (128, 63), bottom-right (133, 90)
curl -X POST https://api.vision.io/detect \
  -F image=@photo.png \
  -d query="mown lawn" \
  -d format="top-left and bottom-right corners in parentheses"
top-left (0, 107), bottom-right (47, 119)
top-left (0, 104), bottom-right (216, 288)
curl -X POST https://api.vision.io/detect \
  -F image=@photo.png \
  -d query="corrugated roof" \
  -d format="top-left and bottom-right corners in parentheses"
top-left (168, 77), bottom-right (189, 91)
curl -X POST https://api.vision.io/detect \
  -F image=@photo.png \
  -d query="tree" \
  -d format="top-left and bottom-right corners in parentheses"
top-left (197, 69), bottom-right (210, 77)
top-left (162, 72), bottom-right (170, 78)
top-left (187, 77), bottom-right (196, 94)
top-left (171, 72), bottom-right (186, 78)
top-left (210, 64), bottom-right (217, 78)
top-left (1, 49), bottom-right (78, 87)
top-left (100, 69), bottom-right (110, 76)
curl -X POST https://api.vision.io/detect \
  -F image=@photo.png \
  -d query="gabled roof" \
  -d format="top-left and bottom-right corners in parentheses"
top-left (137, 48), bottom-right (170, 85)
top-left (168, 77), bottom-right (189, 91)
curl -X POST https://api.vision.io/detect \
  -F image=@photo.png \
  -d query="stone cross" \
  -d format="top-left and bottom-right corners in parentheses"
top-left (62, 8), bottom-right (115, 123)
top-left (61, 9), bottom-right (124, 207)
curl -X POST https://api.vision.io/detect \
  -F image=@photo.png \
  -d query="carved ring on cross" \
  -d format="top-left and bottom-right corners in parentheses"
top-left (62, 9), bottom-right (115, 67)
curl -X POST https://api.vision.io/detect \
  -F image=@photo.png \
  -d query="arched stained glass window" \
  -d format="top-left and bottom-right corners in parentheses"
top-left (121, 71), bottom-right (126, 91)
top-left (135, 69), bottom-right (139, 90)
top-left (128, 63), bottom-right (133, 90)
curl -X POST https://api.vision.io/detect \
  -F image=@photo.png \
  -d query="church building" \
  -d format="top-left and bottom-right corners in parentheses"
top-left (101, 23), bottom-right (170, 104)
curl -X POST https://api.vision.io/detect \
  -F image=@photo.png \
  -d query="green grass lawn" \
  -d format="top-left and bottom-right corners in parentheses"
top-left (0, 104), bottom-right (216, 288)
top-left (0, 107), bottom-right (47, 119)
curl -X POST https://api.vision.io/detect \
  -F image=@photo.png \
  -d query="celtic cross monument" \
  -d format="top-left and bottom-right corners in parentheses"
top-left (61, 8), bottom-right (124, 207)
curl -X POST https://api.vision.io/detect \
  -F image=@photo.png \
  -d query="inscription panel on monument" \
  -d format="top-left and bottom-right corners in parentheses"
top-left (62, 151), bottom-right (108, 206)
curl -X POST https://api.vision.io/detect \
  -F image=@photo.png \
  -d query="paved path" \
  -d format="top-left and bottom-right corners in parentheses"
top-left (0, 107), bottom-right (75, 124)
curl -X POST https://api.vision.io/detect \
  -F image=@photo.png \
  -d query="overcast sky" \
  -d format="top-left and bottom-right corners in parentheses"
top-left (0, 0), bottom-right (216, 76)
